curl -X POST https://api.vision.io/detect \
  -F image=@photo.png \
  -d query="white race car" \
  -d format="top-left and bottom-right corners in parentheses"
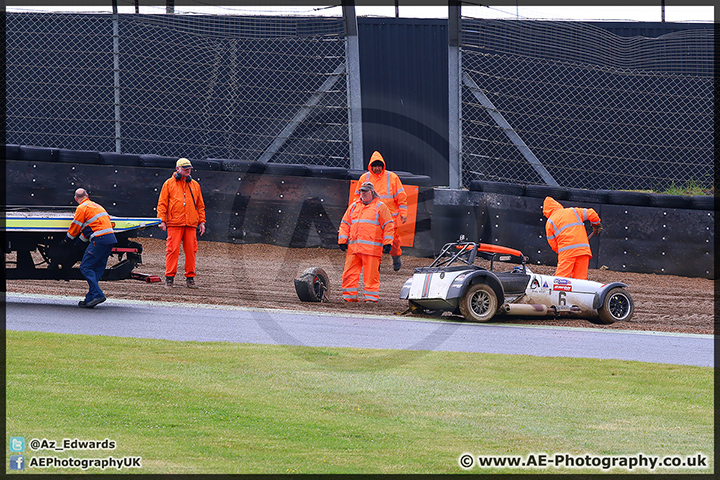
top-left (400, 236), bottom-right (634, 324)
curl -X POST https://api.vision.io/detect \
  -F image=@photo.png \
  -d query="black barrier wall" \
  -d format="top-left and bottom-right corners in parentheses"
top-left (5, 152), bottom-right (714, 279)
top-left (5, 158), bottom-right (435, 258)
top-left (433, 188), bottom-right (714, 279)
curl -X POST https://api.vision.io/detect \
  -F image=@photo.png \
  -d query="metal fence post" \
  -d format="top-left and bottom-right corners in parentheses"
top-left (448, 1), bottom-right (462, 189)
top-left (112, 2), bottom-right (122, 153)
top-left (343, 1), bottom-right (364, 170)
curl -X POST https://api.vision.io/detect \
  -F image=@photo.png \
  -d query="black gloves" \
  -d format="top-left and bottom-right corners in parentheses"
top-left (592, 224), bottom-right (603, 236)
top-left (339, 243), bottom-right (347, 251)
top-left (60, 235), bottom-right (71, 245)
top-left (383, 244), bottom-right (391, 254)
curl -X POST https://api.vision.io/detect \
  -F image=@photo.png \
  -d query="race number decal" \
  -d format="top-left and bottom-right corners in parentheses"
top-left (557, 291), bottom-right (567, 306)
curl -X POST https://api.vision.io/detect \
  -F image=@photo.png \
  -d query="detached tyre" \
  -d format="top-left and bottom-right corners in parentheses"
top-left (459, 283), bottom-right (497, 322)
top-left (294, 267), bottom-right (329, 302)
top-left (597, 287), bottom-right (634, 324)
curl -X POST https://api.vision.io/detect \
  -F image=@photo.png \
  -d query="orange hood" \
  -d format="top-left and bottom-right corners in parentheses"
top-left (543, 196), bottom-right (563, 218)
top-left (368, 151), bottom-right (386, 175)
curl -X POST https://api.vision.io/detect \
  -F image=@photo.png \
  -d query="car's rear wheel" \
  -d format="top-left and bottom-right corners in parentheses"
top-left (597, 287), bottom-right (634, 324)
top-left (459, 283), bottom-right (497, 322)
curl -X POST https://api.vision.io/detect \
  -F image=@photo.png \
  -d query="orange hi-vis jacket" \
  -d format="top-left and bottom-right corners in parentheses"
top-left (338, 197), bottom-right (395, 257)
top-left (543, 196), bottom-right (601, 258)
top-left (355, 151), bottom-right (408, 220)
top-left (67, 198), bottom-right (115, 242)
top-left (157, 175), bottom-right (206, 227)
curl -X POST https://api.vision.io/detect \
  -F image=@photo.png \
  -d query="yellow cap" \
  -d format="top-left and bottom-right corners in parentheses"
top-left (176, 158), bottom-right (192, 168)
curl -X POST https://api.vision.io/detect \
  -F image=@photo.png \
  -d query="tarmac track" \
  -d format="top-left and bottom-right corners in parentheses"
top-left (5, 294), bottom-right (713, 367)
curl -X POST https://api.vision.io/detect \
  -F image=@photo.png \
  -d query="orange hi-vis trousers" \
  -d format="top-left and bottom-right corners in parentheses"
top-left (165, 225), bottom-right (198, 278)
top-left (554, 254), bottom-right (590, 280)
top-left (341, 253), bottom-right (381, 303)
top-left (389, 215), bottom-right (403, 258)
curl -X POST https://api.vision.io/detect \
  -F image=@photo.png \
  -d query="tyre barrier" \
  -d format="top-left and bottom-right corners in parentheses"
top-left (20, 145), bottom-right (59, 163)
top-left (470, 180), bottom-right (526, 196)
top-left (690, 195), bottom-right (715, 211)
top-left (216, 158), bottom-right (266, 174)
top-left (139, 154), bottom-right (177, 169)
top-left (99, 152), bottom-right (142, 166)
top-left (523, 183), bottom-right (568, 200)
top-left (306, 165), bottom-right (350, 179)
top-left (4, 145), bottom-right (713, 277)
top-left (59, 149), bottom-right (101, 165)
top-left (649, 193), bottom-right (693, 209)
top-left (5, 144), bottom-right (433, 185)
top-left (294, 266), bottom-right (330, 302)
top-left (565, 187), bottom-right (610, 204)
top-left (263, 162), bottom-right (309, 177)
top-left (5, 143), bottom-right (21, 160)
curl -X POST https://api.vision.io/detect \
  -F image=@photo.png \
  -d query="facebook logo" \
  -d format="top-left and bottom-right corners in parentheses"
top-left (9, 455), bottom-right (25, 470)
top-left (10, 437), bottom-right (25, 452)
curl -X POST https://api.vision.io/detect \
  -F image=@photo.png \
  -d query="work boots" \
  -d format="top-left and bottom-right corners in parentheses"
top-left (165, 276), bottom-right (174, 289)
top-left (392, 255), bottom-right (402, 271)
top-left (186, 277), bottom-right (198, 289)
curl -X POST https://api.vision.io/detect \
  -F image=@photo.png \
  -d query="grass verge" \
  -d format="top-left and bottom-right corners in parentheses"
top-left (6, 330), bottom-right (713, 474)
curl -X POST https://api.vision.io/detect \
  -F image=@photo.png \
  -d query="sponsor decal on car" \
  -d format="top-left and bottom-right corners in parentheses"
top-left (553, 278), bottom-right (573, 292)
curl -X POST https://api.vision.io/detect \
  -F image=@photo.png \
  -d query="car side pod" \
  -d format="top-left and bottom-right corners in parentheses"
top-left (294, 267), bottom-right (330, 302)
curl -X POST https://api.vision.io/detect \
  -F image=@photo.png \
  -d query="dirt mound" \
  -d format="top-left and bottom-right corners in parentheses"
top-left (6, 238), bottom-right (714, 335)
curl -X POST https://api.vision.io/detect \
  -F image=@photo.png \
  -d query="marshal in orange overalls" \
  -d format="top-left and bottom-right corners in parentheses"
top-left (156, 161), bottom-right (206, 281)
top-left (354, 151), bottom-right (407, 267)
top-left (339, 184), bottom-right (395, 303)
top-left (543, 196), bottom-right (601, 280)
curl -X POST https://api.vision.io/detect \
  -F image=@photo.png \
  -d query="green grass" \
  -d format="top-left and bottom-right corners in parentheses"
top-left (660, 179), bottom-right (713, 196)
top-left (6, 331), bottom-right (713, 474)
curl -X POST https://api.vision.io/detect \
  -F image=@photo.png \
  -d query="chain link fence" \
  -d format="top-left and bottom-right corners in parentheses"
top-left (5, 12), bottom-right (351, 166)
top-left (460, 19), bottom-right (714, 192)
top-left (6, 13), bottom-right (714, 190)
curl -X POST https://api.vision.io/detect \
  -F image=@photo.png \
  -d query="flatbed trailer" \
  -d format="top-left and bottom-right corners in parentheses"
top-left (3, 206), bottom-right (160, 281)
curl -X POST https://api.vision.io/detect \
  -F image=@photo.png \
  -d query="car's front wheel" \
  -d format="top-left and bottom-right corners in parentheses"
top-left (459, 283), bottom-right (497, 322)
top-left (597, 287), bottom-right (634, 324)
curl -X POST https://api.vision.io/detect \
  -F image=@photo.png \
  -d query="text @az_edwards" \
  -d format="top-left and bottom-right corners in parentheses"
top-left (28, 438), bottom-right (116, 452)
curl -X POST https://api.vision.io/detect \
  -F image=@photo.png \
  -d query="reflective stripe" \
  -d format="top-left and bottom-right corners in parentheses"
top-left (355, 218), bottom-right (380, 226)
top-left (573, 209), bottom-right (583, 224)
top-left (384, 236), bottom-right (393, 242)
top-left (349, 239), bottom-right (383, 247)
top-left (341, 219), bottom-right (351, 226)
top-left (339, 235), bottom-right (348, 240)
top-left (553, 221), bottom-right (584, 236)
top-left (90, 227), bottom-right (115, 238)
top-left (80, 211), bottom-right (110, 231)
top-left (382, 219), bottom-right (393, 228)
top-left (558, 243), bottom-right (590, 252)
